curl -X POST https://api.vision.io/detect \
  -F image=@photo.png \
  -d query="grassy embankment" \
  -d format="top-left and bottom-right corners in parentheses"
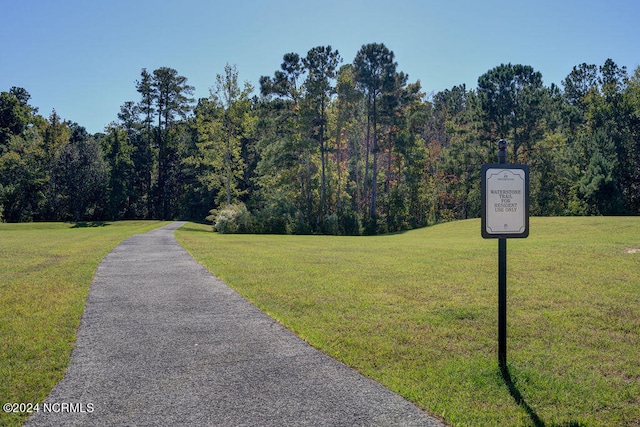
top-left (176, 217), bottom-right (640, 426)
top-left (0, 221), bottom-right (167, 427)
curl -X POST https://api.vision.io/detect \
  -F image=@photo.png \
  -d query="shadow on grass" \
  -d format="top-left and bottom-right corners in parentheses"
top-left (500, 365), bottom-right (585, 427)
top-left (179, 223), bottom-right (213, 233)
top-left (501, 364), bottom-right (546, 427)
top-left (71, 221), bottom-right (110, 228)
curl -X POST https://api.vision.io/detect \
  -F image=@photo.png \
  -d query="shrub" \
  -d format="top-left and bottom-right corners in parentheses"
top-left (207, 203), bottom-right (254, 234)
top-left (322, 213), bottom-right (340, 235)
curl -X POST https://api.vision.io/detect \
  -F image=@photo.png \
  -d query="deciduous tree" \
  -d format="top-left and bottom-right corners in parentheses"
top-left (50, 124), bottom-right (107, 221)
top-left (193, 64), bottom-right (253, 207)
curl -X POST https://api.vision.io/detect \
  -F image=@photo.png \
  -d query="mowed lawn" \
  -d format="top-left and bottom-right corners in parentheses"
top-left (0, 221), bottom-right (167, 427)
top-left (176, 217), bottom-right (640, 427)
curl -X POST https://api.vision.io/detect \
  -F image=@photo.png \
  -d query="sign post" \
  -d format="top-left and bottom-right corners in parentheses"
top-left (481, 140), bottom-right (529, 372)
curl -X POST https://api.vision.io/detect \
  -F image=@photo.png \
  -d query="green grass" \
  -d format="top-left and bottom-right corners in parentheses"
top-left (176, 217), bottom-right (640, 426)
top-left (0, 221), bottom-right (168, 427)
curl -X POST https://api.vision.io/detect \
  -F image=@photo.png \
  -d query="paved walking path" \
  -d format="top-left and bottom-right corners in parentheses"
top-left (26, 222), bottom-right (443, 426)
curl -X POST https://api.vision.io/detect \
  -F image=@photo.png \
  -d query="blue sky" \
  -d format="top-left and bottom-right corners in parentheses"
top-left (2, 0), bottom-right (638, 134)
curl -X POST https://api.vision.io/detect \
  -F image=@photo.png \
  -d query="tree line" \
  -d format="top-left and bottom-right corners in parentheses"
top-left (1, 43), bottom-right (639, 233)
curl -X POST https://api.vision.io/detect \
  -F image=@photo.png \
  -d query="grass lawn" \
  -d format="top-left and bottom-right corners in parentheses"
top-left (176, 217), bottom-right (640, 427)
top-left (0, 221), bottom-right (168, 427)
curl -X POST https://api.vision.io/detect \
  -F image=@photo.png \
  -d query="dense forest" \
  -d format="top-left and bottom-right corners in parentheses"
top-left (1, 43), bottom-right (639, 234)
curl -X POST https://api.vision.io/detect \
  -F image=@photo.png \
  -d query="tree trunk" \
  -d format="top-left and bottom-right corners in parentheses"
top-left (226, 123), bottom-right (232, 206)
top-left (370, 97), bottom-right (378, 221)
top-left (363, 99), bottom-right (371, 217)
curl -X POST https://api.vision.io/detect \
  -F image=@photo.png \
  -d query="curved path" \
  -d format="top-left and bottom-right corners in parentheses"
top-left (26, 222), bottom-right (444, 426)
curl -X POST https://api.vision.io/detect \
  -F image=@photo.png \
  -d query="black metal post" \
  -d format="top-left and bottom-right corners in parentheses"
top-left (497, 139), bottom-right (508, 372)
top-left (498, 238), bottom-right (507, 370)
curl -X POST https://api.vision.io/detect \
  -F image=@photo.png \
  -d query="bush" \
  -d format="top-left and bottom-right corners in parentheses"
top-left (251, 196), bottom-right (296, 234)
top-left (339, 210), bottom-right (363, 236)
top-left (206, 203), bottom-right (254, 234)
top-left (322, 213), bottom-right (340, 235)
top-left (286, 210), bottom-right (312, 235)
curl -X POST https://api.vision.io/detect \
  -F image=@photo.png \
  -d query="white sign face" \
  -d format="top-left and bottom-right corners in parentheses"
top-left (484, 167), bottom-right (527, 235)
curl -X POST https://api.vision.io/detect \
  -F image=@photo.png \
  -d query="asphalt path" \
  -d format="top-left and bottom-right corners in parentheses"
top-left (26, 222), bottom-right (444, 426)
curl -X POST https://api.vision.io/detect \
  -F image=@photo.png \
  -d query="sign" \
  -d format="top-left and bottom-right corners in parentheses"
top-left (481, 164), bottom-right (529, 238)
